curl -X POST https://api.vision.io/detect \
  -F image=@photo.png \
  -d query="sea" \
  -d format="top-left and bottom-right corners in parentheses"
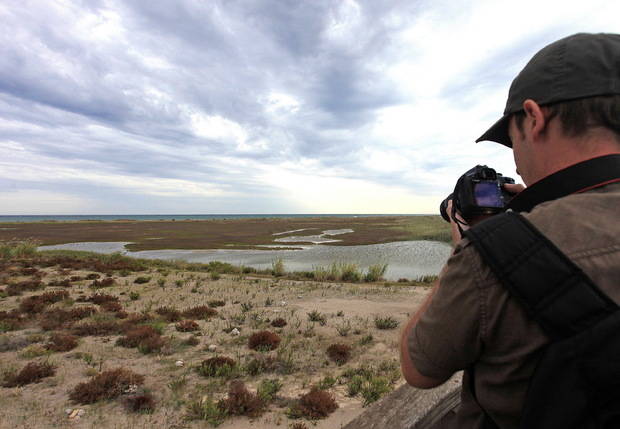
top-left (0, 214), bottom-right (426, 223)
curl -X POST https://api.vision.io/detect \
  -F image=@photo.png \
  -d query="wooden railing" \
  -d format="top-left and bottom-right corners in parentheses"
top-left (343, 372), bottom-right (462, 429)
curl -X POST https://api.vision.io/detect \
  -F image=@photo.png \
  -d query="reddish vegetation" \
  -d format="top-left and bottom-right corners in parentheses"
top-left (218, 380), bottom-right (265, 417)
top-left (90, 278), bottom-right (115, 288)
top-left (124, 392), bottom-right (156, 413)
top-left (2, 362), bottom-right (56, 387)
top-left (87, 293), bottom-right (119, 305)
top-left (116, 326), bottom-right (160, 348)
top-left (248, 331), bottom-right (281, 351)
top-left (198, 356), bottom-right (237, 377)
top-left (155, 307), bottom-right (181, 322)
top-left (69, 368), bottom-right (145, 404)
top-left (100, 301), bottom-right (123, 312)
top-left (289, 388), bottom-right (339, 419)
top-left (326, 343), bottom-right (352, 365)
top-left (85, 273), bottom-right (100, 280)
top-left (40, 306), bottom-right (97, 331)
top-left (19, 290), bottom-right (70, 314)
top-left (5, 280), bottom-right (44, 296)
top-left (0, 310), bottom-right (24, 331)
top-left (271, 317), bottom-right (287, 328)
top-left (175, 320), bottom-right (199, 332)
top-left (46, 333), bottom-right (78, 352)
top-left (47, 279), bottom-right (71, 287)
top-left (182, 305), bottom-right (217, 320)
top-left (72, 320), bottom-right (122, 336)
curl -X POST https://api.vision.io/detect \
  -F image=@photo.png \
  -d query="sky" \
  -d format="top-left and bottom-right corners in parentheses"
top-left (1, 0), bottom-right (620, 215)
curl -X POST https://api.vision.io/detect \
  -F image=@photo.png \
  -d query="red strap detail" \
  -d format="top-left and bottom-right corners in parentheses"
top-left (574, 177), bottom-right (620, 194)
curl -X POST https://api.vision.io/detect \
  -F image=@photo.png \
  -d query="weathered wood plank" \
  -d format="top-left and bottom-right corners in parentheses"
top-left (342, 372), bottom-right (462, 429)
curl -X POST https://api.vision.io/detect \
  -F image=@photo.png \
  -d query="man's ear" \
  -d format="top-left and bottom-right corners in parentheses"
top-left (522, 99), bottom-right (546, 140)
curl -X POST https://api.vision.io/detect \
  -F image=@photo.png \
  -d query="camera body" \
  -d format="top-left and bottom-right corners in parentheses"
top-left (440, 165), bottom-right (515, 223)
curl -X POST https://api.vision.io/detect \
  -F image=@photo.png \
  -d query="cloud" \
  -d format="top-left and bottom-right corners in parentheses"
top-left (1, 0), bottom-right (620, 214)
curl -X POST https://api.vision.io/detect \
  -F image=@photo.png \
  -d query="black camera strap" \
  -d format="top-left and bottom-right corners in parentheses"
top-left (507, 154), bottom-right (620, 212)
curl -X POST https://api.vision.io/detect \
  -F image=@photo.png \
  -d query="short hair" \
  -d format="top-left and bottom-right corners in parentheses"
top-left (513, 94), bottom-right (620, 140)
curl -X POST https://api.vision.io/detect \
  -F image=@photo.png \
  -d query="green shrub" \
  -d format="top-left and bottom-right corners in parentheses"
top-left (271, 258), bottom-right (285, 277)
top-left (374, 316), bottom-right (399, 330)
top-left (257, 378), bottom-right (282, 401)
top-left (186, 396), bottom-right (227, 425)
top-left (129, 291), bottom-right (140, 301)
top-left (133, 276), bottom-right (151, 284)
top-left (364, 264), bottom-right (388, 282)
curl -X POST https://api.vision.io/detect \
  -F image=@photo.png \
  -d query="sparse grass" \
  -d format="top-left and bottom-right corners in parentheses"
top-left (69, 367), bottom-right (145, 404)
top-left (307, 310), bottom-right (326, 324)
top-left (374, 316), bottom-right (399, 330)
top-left (257, 378), bottom-right (282, 401)
top-left (208, 300), bottom-right (226, 308)
top-left (0, 241), bottom-right (38, 260)
top-left (271, 317), bottom-right (287, 328)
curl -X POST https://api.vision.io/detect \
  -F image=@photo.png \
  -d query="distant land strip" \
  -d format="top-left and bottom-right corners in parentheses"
top-left (0, 216), bottom-right (451, 250)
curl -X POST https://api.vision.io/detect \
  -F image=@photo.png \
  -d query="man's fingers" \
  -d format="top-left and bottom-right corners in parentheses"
top-left (503, 183), bottom-right (526, 194)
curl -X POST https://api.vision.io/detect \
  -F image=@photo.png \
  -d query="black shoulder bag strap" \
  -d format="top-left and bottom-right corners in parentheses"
top-left (462, 211), bottom-right (618, 427)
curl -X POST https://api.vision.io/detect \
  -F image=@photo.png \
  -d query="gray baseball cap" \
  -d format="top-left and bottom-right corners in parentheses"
top-left (476, 33), bottom-right (620, 147)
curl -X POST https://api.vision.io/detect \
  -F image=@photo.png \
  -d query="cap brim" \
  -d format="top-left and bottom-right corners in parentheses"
top-left (475, 115), bottom-right (512, 147)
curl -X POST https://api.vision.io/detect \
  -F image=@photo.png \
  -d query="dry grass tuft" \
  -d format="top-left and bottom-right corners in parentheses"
top-left (248, 331), bottom-right (281, 351)
top-left (326, 343), bottom-right (352, 365)
top-left (288, 387), bottom-right (338, 419)
top-left (218, 380), bottom-right (265, 417)
top-left (69, 367), bottom-right (145, 404)
top-left (2, 361), bottom-right (56, 387)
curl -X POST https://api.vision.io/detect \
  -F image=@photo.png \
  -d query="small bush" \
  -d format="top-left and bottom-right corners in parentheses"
top-left (210, 272), bottom-right (221, 281)
top-left (271, 318), bottom-right (287, 328)
top-left (182, 335), bottom-right (200, 346)
top-left (244, 354), bottom-right (277, 376)
top-left (326, 343), bottom-right (352, 365)
top-left (218, 380), bottom-right (265, 417)
top-left (3, 361), bottom-right (56, 387)
top-left (208, 300), bottom-right (225, 308)
top-left (133, 276), bottom-right (151, 284)
top-left (69, 367), bottom-right (145, 404)
top-left (129, 291), bottom-right (140, 301)
top-left (117, 326), bottom-right (160, 348)
top-left (90, 277), bottom-right (115, 288)
top-left (85, 273), bottom-right (100, 280)
top-left (360, 376), bottom-right (391, 406)
top-left (124, 392), bottom-right (156, 413)
top-left (359, 334), bottom-right (373, 346)
top-left (46, 333), bottom-right (78, 352)
top-left (182, 305), bottom-right (217, 320)
top-left (248, 331), bottom-right (281, 351)
top-left (197, 356), bottom-right (237, 378)
top-left (72, 320), bottom-right (122, 336)
top-left (6, 280), bottom-right (44, 296)
top-left (288, 388), bottom-right (338, 419)
top-left (20, 344), bottom-right (50, 358)
top-left (374, 316), bottom-right (399, 330)
top-left (137, 335), bottom-right (166, 354)
top-left (100, 301), bottom-right (123, 312)
top-left (176, 320), bottom-right (200, 332)
top-left (88, 293), bottom-right (119, 305)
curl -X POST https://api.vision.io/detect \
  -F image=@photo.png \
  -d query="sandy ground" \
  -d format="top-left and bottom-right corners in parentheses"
top-left (0, 260), bottom-right (431, 429)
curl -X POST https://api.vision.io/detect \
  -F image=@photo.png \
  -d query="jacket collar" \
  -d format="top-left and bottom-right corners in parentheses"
top-left (507, 154), bottom-right (620, 212)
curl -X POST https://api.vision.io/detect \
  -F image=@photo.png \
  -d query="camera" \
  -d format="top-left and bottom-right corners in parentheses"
top-left (440, 165), bottom-right (515, 224)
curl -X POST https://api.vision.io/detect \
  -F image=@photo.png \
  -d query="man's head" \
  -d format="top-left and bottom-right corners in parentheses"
top-left (477, 33), bottom-right (620, 184)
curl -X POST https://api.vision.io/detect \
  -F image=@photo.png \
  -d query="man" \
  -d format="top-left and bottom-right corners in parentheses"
top-left (400, 33), bottom-right (620, 428)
